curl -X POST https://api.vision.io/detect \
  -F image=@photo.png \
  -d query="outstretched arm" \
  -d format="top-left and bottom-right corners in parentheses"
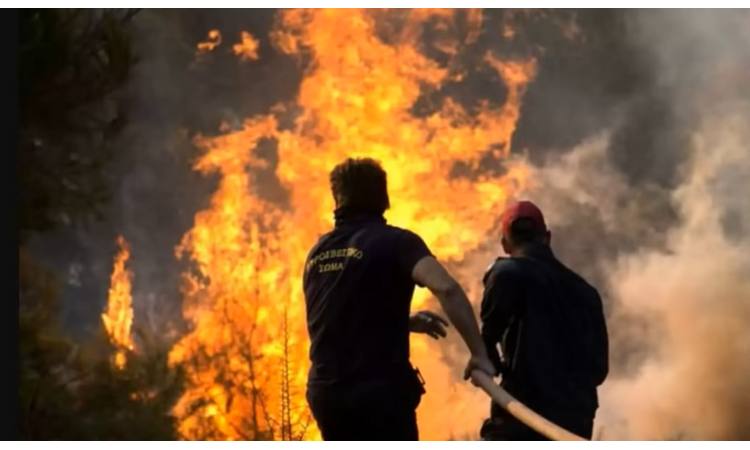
top-left (411, 255), bottom-right (494, 378)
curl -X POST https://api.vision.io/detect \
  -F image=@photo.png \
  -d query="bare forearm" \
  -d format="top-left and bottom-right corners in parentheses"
top-left (411, 256), bottom-right (489, 359)
top-left (437, 282), bottom-right (488, 358)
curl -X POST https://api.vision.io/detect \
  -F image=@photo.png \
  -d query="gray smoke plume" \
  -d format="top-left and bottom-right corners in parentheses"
top-left (26, 9), bottom-right (750, 439)
top-left (523, 10), bottom-right (750, 439)
top-left (26, 9), bottom-right (298, 342)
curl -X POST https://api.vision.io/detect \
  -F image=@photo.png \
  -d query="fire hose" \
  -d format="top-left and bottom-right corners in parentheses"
top-left (470, 370), bottom-right (588, 441)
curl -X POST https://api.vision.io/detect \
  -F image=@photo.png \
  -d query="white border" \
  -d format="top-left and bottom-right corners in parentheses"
top-left (7, 2), bottom-right (750, 9)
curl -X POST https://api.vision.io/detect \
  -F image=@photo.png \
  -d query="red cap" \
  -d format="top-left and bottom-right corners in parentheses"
top-left (500, 200), bottom-right (547, 237)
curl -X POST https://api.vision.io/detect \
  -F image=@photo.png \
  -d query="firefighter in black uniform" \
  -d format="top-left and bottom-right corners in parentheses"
top-left (303, 157), bottom-right (494, 440)
top-left (479, 200), bottom-right (609, 440)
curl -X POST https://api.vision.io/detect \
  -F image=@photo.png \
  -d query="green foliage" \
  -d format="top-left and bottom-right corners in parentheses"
top-left (19, 247), bottom-right (78, 439)
top-left (16, 8), bottom-right (192, 440)
top-left (17, 10), bottom-right (188, 439)
top-left (18, 9), bottom-right (137, 242)
top-left (20, 248), bottom-right (184, 439)
top-left (71, 346), bottom-right (184, 440)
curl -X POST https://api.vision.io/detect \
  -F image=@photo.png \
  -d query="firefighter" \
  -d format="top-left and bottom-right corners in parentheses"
top-left (303, 157), bottom-right (494, 440)
top-left (478, 200), bottom-right (609, 440)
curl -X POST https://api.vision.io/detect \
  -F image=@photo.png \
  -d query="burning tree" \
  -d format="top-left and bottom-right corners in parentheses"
top-left (23, 8), bottom-right (538, 440)
top-left (165, 9), bottom-right (535, 440)
top-left (166, 117), bottom-right (313, 440)
top-left (101, 235), bottom-right (136, 369)
top-left (19, 236), bottom-right (182, 440)
top-left (17, 8), bottom-right (179, 440)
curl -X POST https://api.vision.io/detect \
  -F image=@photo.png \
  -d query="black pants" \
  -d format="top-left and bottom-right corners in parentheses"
top-left (480, 408), bottom-right (593, 441)
top-left (307, 379), bottom-right (420, 441)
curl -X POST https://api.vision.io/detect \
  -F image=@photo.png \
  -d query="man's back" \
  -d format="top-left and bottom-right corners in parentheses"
top-left (304, 157), bottom-right (496, 440)
top-left (481, 243), bottom-right (609, 432)
top-left (303, 212), bottom-right (431, 385)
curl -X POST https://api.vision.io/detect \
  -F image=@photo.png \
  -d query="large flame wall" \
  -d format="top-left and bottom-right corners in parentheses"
top-left (163, 9), bottom-right (536, 440)
top-left (91, 8), bottom-right (750, 441)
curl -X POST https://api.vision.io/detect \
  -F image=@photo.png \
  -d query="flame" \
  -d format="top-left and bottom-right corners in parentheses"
top-left (171, 9), bottom-right (536, 440)
top-left (102, 235), bottom-right (135, 369)
top-left (233, 31), bottom-right (260, 61)
top-left (197, 29), bottom-right (222, 54)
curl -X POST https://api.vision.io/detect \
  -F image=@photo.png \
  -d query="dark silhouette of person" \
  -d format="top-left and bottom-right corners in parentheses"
top-left (479, 200), bottom-right (609, 440)
top-left (303, 157), bottom-right (494, 440)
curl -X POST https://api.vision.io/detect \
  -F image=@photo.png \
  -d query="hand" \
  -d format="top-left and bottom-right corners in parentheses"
top-left (463, 355), bottom-right (496, 386)
top-left (409, 311), bottom-right (449, 340)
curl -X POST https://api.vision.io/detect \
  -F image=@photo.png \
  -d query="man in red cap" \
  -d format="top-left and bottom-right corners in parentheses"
top-left (478, 200), bottom-right (609, 440)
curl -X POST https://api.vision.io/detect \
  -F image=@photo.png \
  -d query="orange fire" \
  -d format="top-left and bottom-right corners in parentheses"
top-left (170, 9), bottom-right (536, 440)
top-left (233, 31), bottom-right (260, 61)
top-left (197, 29), bottom-right (222, 54)
top-left (102, 235), bottom-right (135, 370)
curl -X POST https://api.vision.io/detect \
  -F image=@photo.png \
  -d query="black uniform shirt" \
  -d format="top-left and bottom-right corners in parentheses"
top-left (303, 210), bottom-right (432, 386)
top-left (481, 243), bottom-right (609, 422)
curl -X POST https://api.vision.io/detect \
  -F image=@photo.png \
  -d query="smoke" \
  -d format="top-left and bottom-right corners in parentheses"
top-left (26, 9), bottom-right (299, 341)
top-left (25, 9), bottom-right (750, 439)
top-left (523, 10), bottom-right (750, 439)
top-left (600, 112), bottom-right (750, 439)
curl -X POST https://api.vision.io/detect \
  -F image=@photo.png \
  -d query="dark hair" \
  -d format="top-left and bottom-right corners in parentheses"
top-left (329, 157), bottom-right (390, 215)
top-left (507, 217), bottom-right (547, 246)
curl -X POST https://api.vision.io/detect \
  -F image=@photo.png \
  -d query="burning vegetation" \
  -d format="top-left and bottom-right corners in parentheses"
top-left (20, 8), bottom-right (750, 441)
top-left (102, 235), bottom-right (135, 369)
top-left (233, 31), bottom-right (260, 61)
top-left (163, 9), bottom-right (535, 440)
top-left (196, 29), bottom-right (222, 55)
